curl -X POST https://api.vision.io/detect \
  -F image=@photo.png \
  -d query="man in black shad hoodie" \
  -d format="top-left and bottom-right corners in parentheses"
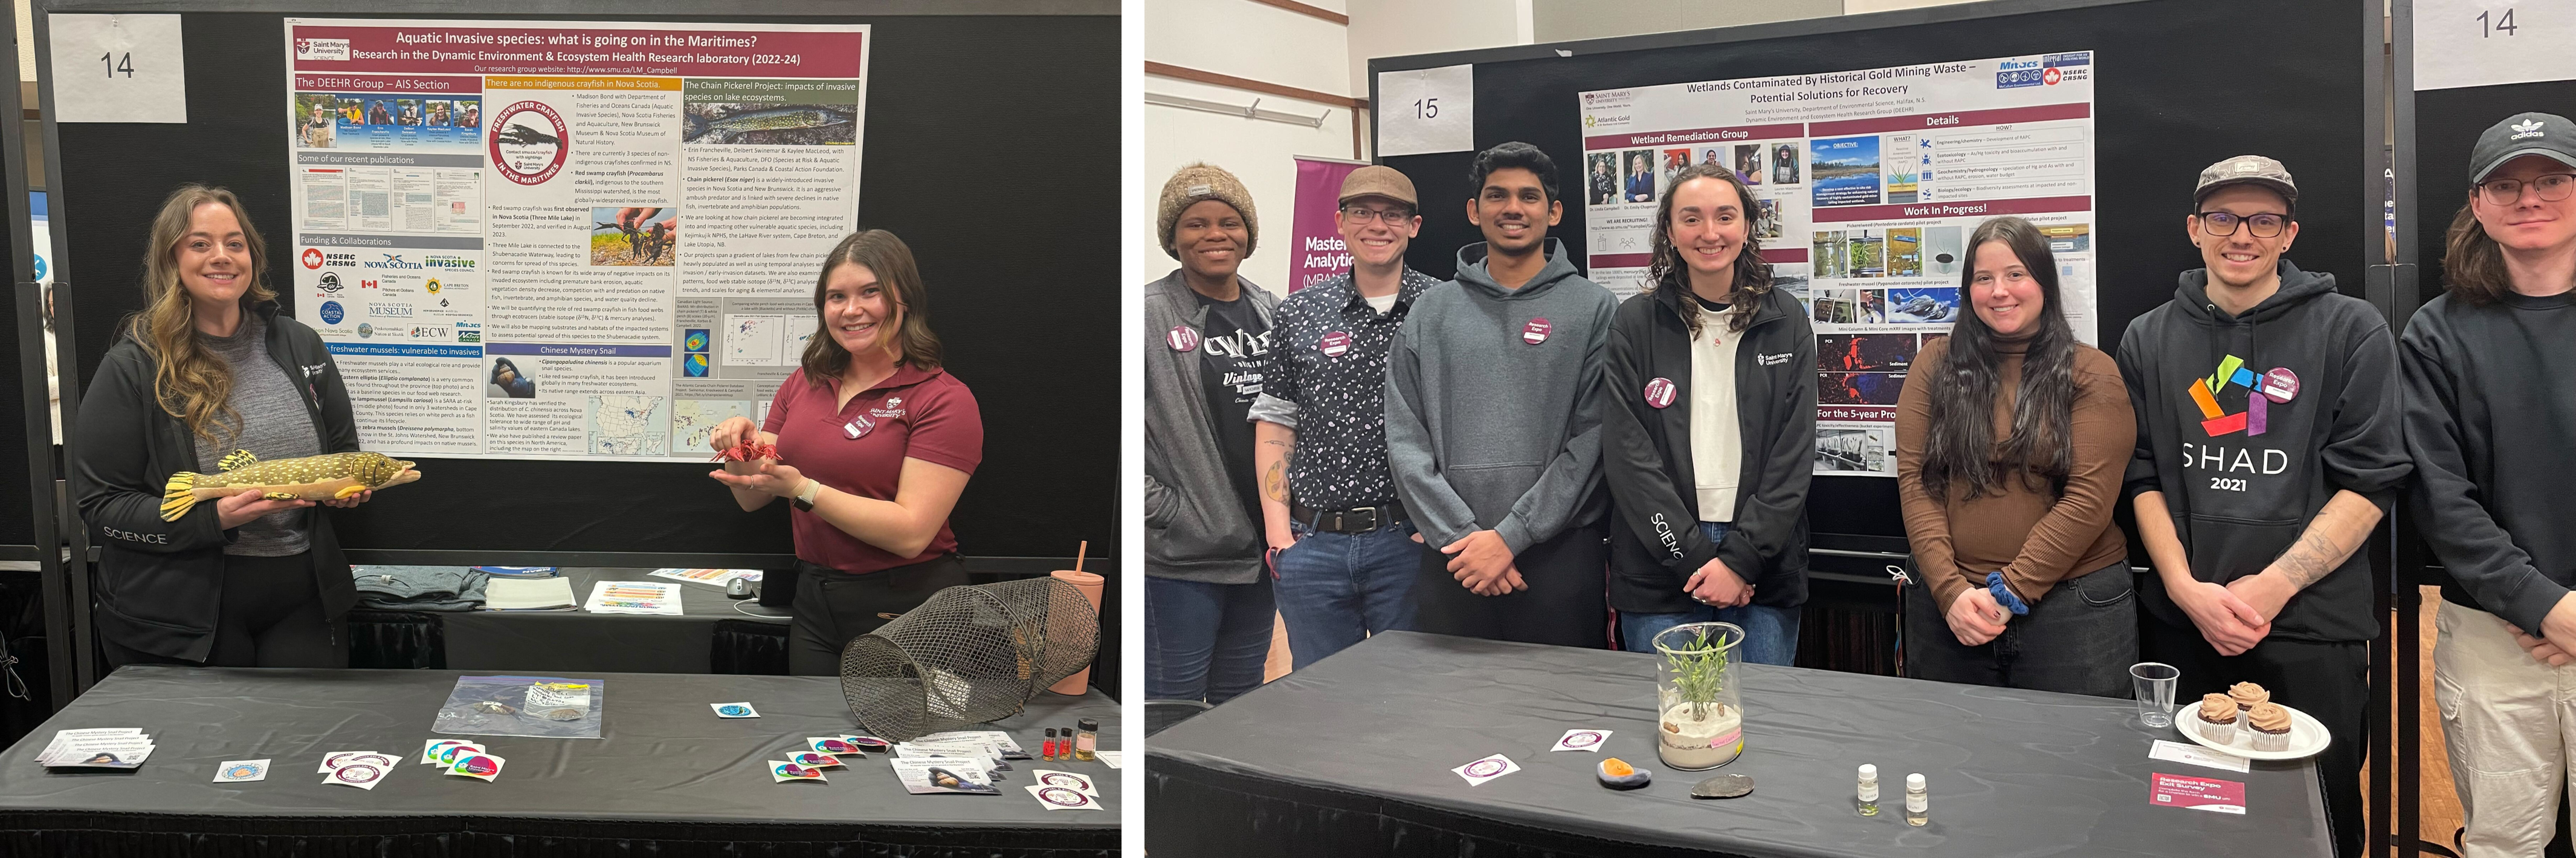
top-left (2117, 155), bottom-right (2409, 858)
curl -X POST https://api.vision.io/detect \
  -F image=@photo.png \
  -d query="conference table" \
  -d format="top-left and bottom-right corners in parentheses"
top-left (0, 665), bottom-right (1120, 856)
top-left (1147, 631), bottom-right (2332, 858)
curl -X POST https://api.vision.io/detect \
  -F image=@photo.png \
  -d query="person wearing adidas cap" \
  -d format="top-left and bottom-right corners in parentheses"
top-left (2403, 112), bottom-right (2576, 858)
top-left (2117, 155), bottom-right (2409, 857)
top-left (1143, 163), bottom-right (1279, 705)
top-left (1248, 166), bottom-right (1442, 670)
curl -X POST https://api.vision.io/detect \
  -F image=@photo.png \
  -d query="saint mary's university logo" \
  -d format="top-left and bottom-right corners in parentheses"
top-left (2189, 355), bottom-right (2299, 437)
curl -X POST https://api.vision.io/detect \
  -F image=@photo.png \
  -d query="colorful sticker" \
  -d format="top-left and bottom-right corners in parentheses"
top-left (844, 413), bottom-right (874, 439)
top-left (326, 763), bottom-right (386, 789)
top-left (1027, 784), bottom-right (1102, 810)
top-left (1319, 331), bottom-right (1352, 357)
top-left (420, 740), bottom-right (473, 764)
top-left (213, 760), bottom-right (270, 783)
top-left (711, 702), bottom-right (759, 718)
top-left (809, 737), bottom-right (862, 755)
top-left (1552, 729), bottom-right (1613, 752)
top-left (1167, 326), bottom-right (1201, 352)
top-left (320, 750), bottom-right (397, 773)
top-left (436, 743), bottom-right (486, 766)
top-left (792, 752), bottom-right (845, 769)
top-left (1522, 317), bottom-right (1552, 345)
top-left (1644, 378), bottom-right (1676, 409)
top-left (1033, 769), bottom-right (1098, 795)
top-left (847, 736), bottom-right (892, 753)
top-left (770, 761), bottom-right (828, 782)
top-left (448, 753), bottom-right (505, 781)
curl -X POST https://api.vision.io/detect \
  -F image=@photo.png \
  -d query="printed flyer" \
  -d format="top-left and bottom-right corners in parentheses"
top-left (1578, 51), bottom-right (2096, 477)
top-left (284, 18), bottom-right (868, 461)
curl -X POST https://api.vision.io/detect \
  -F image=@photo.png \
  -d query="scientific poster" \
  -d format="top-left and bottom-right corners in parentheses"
top-left (283, 18), bottom-right (868, 460)
top-left (1578, 51), bottom-right (2096, 477)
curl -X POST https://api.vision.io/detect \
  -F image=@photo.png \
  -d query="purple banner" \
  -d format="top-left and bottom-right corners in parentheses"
top-left (1290, 156), bottom-right (1364, 292)
top-left (484, 343), bottom-right (672, 358)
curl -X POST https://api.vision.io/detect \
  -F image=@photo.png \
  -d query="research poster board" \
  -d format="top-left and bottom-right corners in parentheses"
top-left (1577, 51), bottom-right (2097, 477)
top-left (283, 18), bottom-right (868, 461)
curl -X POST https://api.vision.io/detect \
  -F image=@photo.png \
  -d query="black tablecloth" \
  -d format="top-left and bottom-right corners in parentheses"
top-left (0, 666), bottom-right (1119, 857)
top-left (1147, 631), bottom-right (2329, 858)
top-left (444, 568), bottom-right (785, 674)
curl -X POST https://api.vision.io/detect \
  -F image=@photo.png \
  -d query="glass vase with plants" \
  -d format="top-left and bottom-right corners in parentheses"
top-left (1653, 622), bottom-right (1745, 770)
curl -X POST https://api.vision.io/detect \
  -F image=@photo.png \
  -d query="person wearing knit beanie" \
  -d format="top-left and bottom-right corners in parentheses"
top-left (1158, 163), bottom-right (1259, 263)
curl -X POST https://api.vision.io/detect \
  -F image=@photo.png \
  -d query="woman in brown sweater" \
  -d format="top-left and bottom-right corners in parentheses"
top-left (1894, 216), bottom-right (2137, 697)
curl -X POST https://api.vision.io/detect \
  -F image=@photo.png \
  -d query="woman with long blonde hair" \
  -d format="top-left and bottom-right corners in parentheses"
top-left (70, 184), bottom-right (369, 668)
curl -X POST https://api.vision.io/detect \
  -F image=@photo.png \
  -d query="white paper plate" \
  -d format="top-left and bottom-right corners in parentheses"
top-left (2174, 703), bottom-right (2330, 761)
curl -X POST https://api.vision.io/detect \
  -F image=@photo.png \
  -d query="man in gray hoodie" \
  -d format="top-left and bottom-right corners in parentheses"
top-left (1386, 141), bottom-right (1620, 648)
top-left (1143, 163), bottom-right (1279, 704)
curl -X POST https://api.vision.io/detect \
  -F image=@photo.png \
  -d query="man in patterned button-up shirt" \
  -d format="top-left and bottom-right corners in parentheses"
top-left (1247, 166), bottom-right (1441, 670)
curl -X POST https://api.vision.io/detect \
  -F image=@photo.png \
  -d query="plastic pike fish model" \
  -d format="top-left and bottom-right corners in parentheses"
top-left (688, 107), bottom-right (854, 143)
top-left (160, 450), bottom-right (422, 521)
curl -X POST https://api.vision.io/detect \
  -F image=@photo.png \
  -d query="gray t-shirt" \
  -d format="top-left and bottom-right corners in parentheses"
top-left (192, 315), bottom-right (321, 556)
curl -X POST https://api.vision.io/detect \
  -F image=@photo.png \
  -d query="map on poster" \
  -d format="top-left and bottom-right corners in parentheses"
top-left (283, 18), bottom-right (868, 461)
top-left (1577, 51), bottom-right (2097, 477)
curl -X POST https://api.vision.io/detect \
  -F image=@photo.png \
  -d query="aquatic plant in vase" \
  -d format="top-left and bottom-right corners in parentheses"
top-left (1653, 622), bottom-right (1745, 770)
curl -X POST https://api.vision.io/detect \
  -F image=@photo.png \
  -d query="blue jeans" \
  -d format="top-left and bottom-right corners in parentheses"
top-left (1145, 575), bottom-right (1275, 705)
top-left (1618, 522), bottom-right (1803, 666)
top-left (1272, 519), bottom-right (1419, 670)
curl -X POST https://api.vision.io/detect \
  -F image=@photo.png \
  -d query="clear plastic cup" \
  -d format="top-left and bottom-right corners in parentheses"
top-left (2130, 662), bottom-right (2180, 727)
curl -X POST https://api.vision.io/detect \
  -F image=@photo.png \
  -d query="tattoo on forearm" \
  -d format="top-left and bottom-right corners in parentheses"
top-left (2272, 527), bottom-right (2347, 589)
top-left (1262, 459), bottom-right (1289, 503)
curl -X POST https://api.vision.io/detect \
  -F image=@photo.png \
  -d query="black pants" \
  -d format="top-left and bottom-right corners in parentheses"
top-left (1410, 521), bottom-right (1610, 649)
top-left (103, 552), bottom-right (344, 670)
top-left (789, 555), bottom-right (970, 676)
top-left (2143, 612), bottom-right (2367, 858)
top-left (1904, 561), bottom-right (2139, 698)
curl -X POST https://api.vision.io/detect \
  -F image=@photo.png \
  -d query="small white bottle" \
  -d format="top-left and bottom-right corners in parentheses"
top-left (1903, 773), bottom-right (1929, 827)
top-left (1855, 764), bottom-right (1880, 816)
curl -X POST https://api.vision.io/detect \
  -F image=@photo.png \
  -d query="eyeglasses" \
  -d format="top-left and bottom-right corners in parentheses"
top-left (2476, 173), bottom-right (2576, 206)
top-left (2195, 211), bottom-right (2289, 238)
top-left (1340, 205), bottom-right (1415, 223)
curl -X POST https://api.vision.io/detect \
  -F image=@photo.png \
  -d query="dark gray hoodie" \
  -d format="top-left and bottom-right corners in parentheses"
top-left (1385, 239), bottom-right (1619, 553)
top-left (2115, 260), bottom-right (2411, 644)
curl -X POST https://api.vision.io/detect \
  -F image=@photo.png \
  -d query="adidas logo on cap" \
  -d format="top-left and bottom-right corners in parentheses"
top-left (2513, 118), bottom-right (2546, 140)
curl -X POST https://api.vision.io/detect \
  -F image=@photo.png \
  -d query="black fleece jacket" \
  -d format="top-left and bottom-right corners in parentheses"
top-left (71, 302), bottom-right (361, 662)
top-left (1603, 284), bottom-right (1817, 613)
top-left (2116, 261), bottom-right (2412, 644)
top-left (2401, 289), bottom-right (2576, 636)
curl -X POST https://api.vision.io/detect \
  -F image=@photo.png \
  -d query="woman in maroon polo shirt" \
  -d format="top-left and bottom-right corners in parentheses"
top-left (708, 230), bottom-right (984, 676)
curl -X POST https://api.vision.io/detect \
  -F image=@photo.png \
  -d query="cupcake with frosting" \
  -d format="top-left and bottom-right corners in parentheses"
top-left (2227, 682), bottom-right (2269, 714)
top-left (2246, 702), bottom-right (2294, 752)
top-left (2194, 693), bottom-right (2238, 744)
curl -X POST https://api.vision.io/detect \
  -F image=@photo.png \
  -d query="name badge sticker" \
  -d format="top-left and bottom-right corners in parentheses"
top-left (1319, 331), bottom-right (1352, 357)
top-left (1644, 378), bottom-right (1676, 409)
top-left (2261, 367), bottom-right (2299, 403)
top-left (1167, 326), bottom-right (1201, 352)
top-left (1522, 318), bottom-right (1552, 345)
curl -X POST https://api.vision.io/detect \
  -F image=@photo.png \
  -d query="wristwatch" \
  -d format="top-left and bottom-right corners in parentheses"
top-left (792, 479), bottom-right (823, 511)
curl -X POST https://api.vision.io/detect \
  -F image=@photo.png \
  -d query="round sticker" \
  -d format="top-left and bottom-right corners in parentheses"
top-left (488, 100), bottom-right (570, 186)
top-left (1167, 325), bottom-right (1201, 352)
top-left (1465, 760), bottom-right (1506, 777)
top-left (717, 704), bottom-right (751, 717)
top-left (844, 414), bottom-right (875, 440)
top-left (1035, 786), bottom-right (1089, 807)
top-left (1522, 318), bottom-right (1553, 345)
top-left (1563, 731), bottom-right (1604, 749)
top-left (774, 763), bottom-right (819, 778)
top-left (1039, 772), bottom-right (1089, 788)
top-left (1643, 378), bottom-right (1677, 409)
top-left (300, 248), bottom-right (325, 269)
top-left (815, 738), bottom-right (859, 754)
top-left (793, 752), bottom-right (838, 767)
top-left (2261, 367), bottom-right (2300, 403)
top-left (1319, 331), bottom-right (1352, 357)
top-left (436, 746), bottom-right (479, 765)
top-left (319, 301), bottom-right (344, 325)
top-left (331, 764), bottom-right (382, 784)
top-left (453, 755), bottom-right (500, 776)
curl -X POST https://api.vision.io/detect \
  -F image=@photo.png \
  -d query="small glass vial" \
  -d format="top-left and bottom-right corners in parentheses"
top-left (1903, 773), bottom-right (1929, 827)
top-left (1042, 729), bottom-right (1058, 761)
top-left (1074, 718), bottom-right (1100, 762)
top-left (1855, 764), bottom-right (1880, 816)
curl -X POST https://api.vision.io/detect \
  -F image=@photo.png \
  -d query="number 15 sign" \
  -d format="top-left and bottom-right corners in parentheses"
top-left (1376, 64), bottom-right (1474, 157)
top-left (47, 14), bottom-right (187, 124)
top-left (2413, 0), bottom-right (2573, 91)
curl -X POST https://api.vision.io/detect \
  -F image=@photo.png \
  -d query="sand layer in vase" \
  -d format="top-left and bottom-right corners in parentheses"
top-left (1658, 703), bottom-right (1742, 770)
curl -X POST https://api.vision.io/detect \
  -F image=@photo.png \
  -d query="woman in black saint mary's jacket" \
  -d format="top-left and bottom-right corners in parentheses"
top-left (1603, 163), bottom-right (1818, 665)
top-left (71, 184), bottom-right (366, 668)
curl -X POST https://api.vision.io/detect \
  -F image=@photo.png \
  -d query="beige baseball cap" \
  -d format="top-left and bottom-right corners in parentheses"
top-left (1338, 166), bottom-right (1418, 208)
top-left (2194, 155), bottom-right (2299, 207)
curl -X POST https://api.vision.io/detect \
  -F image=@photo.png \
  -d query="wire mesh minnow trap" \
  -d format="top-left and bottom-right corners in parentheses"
top-left (840, 577), bottom-right (1100, 741)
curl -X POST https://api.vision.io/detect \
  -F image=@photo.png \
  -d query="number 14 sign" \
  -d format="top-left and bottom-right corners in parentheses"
top-left (2413, 1), bottom-right (2574, 91)
top-left (45, 14), bottom-right (188, 123)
